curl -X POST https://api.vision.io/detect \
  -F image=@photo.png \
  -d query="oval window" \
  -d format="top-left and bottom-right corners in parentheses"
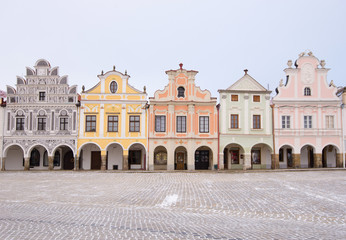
top-left (110, 81), bottom-right (118, 93)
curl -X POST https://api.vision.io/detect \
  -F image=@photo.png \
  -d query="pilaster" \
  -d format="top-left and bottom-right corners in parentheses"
top-left (243, 153), bottom-right (251, 170)
top-left (48, 156), bottom-right (53, 170)
top-left (101, 154), bottom-right (107, 171)
top-left (292, 154), bottom-right (300, 168)
top-left (123, 154), bottom-right (129, 170)
top-left (314, 154), bottom-right (322, 168)
top-left (1, 157), bottom-right (5, 171)
top-left (24, 157), bottom-right (30, 171)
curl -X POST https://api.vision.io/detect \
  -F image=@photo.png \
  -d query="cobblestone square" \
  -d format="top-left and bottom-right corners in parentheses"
top-left (0, 170), bottom-right (345, 239)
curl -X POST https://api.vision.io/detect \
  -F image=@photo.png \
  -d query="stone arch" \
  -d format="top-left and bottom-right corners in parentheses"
top-left (278, 144), bottom-right (295, 168)
top-left (78, 143), bottom-right (102, 170)
top-left (174, 146), bottom-right (187, 170)
top-left (250, 143), bottom-right (273, 169)
top-left (300, 144), bottom-right (316, 168)
top-left (28, 144), bottom-right (49, 169)
top-left (194, 146), bottom-right (213, 170)
top-left (3, 144), bottom-right (25, 170)
top-left (154, 146), bottom-right (167, 170)
top-left (52, 144), bottom-right (76, 170)
top-left (223, 143), bottom-right (245, 170)
top-left (106, 143), bottom-right (124, 170)
top-left (35, 59), bottom-right (50, 67)
top-left (322, 144), bottom-right (341, 168)
top-left (128, 143), bottom-right (146, 170)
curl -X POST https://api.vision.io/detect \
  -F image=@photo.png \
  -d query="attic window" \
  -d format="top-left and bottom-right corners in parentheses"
top-left (177, 87), bottom-right (185, 98)
top-left (110, 81), bottom-right (118, 93)
top-left (304, 87), bottom-right (311, 96)
top-left (231, 95), bottom-right (238, 101)
top-left (253, 95), bottom-right (260, 102)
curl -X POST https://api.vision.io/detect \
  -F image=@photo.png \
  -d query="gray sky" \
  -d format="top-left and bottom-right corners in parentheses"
top-left (1, 0), bottom-right (345, 98)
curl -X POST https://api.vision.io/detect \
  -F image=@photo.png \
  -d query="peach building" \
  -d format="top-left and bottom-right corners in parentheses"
top-left (148, 64), bottom-right (218, 170)
top-left (272, 52), bottom-right (343, 168)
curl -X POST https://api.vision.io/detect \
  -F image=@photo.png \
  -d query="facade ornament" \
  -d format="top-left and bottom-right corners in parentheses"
top-left (125, 70), bottom-right (127, 75)
top-left (329, 80), bottom-right (336, 87)
top-left (101, 70), bottom-right (104, 75)
top-left (320, 60), bottom-right (326, 68)
top-left (82, 85), bottom-right (85, 93)
top-left (113, 65), bottom-right (115, 71)
top-left (279, 79), bottom-right (284, 87)
top-left (244, 69), bottom-right (248, 75)
top-left (307, 51), bottom-right (313, 56)
top-left (143, 86), bottom-right (146, 93)
top-left (299, 52), bottom-right (305, 57)
top-left (179, 63), bottom-right (183, 70)
top-left (287, 60), bottom-right (292, 68)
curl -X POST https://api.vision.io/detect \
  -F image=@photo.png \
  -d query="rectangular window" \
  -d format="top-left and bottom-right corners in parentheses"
top-left (176, 116), bottom-right (186, 133)
top-left (253, 95), bottom-right (260, 102)
top-left (231, 114), bottom-right (238, 129)
top-left (253, 115), bottom-right (261, 129)
top-left (155, 116), bottom-right (166, 132)
top-left (51, 112), bottom-right (54, 130)
top-left (231, 95), bottom-right (238, 101)
top-left (38, 118), bottom-right (46, 130)
top-left (73, 112), bottom-right (76, 131)
top-left (86, 115), bottom-right (96, 132)
top-left (282, 116), bottom-right (291, 129)
top-left (108, 115), bottom-right (118, 132)
top-left (39, 92), bottom-right (46, 101)
top-left (7, 112), bottom-right (10, 131)
top-left (30, 112), bottom-right (33, 131)
top-left (60, 118), bottom-right (68, 130)
top-left (199, 116), bottom-right (209, 133)
top-left (16, 118), bottom-right (25, 130)
top-left (129, 115), bottom-right (140, 132)
top-left (304, 116), bottom-right (312, 129)
top-left (325, 115), bottom-right (334, 129)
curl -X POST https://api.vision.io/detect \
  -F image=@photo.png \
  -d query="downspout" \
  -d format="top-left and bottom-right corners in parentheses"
top-left (271, 103), bottom-right (276, 169)
top-left (145, 101), bottom-right (149, 171)
top-left (217, 103), bottom-right (220, 170)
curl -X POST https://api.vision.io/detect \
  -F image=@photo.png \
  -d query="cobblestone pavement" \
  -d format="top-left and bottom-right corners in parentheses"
top-left (0, 170), bottom-right (345, 240)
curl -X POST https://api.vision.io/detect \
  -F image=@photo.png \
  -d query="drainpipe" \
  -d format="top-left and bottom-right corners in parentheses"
top-left (341, 102), bottom-right (345, 168)
top-left (1, 98), bottom-right (6, 171)
top-left (271, 103), bottom-right (276, 169)
top-left (217, 103), bottom-right (220, 170)
top-left (145, 101), bottom-right (149, 171)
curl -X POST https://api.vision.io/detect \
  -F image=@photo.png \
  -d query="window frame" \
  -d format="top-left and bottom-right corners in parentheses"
top-left (230, 114), bottom-right (239, 129)
top-left (129, 115), bottom-right (140, 132)
top-left (60, 117), bottom-right (68, 131)
top-left (108, 115), bottom-right (119, 132)
top-left (37, 117), bottom-right (46, 131)
top-left (155, 115), bottom-right (166, 132)
top-left (253, 95), bottom-right (260, 102)
top-left (304, 87), bottom-right (311, 96)
top-left (281, 115), bottom-right (291, 129)
top-left (199, 116), bottom-right (209, 133)
top-left (177, 86), bottom-right (185, 98)
top-left (16, 117), bottom-right (25, 131)
top-left (39, 92), bottom-right (46, 101)
top-left (176, 116), bottom-right (186, 133)
top-left (231, 95), bottom-right (238, 101)
top-left (85, 115), bottom-right (96, 132)
top-left (110, 81), bottom-right (118, 93)
top-left (325, 115), bottom-right (334, 129)
top-left (253, 115), bottom-right (261, 129)
top-left (304, 115), bottom-right (312, 129)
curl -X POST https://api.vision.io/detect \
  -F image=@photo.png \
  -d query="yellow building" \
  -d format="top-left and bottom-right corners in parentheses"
top-left (77, 67), bottom-right (148, 170)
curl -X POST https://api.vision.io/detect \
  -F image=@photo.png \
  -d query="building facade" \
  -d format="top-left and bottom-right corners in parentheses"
top-left (77, 67), bottom-right (148, 170)
top-left (148, 64), bottom-right (218, 171)
top-left (272, 52), bottom-right (343, 168)
top-left (0, 95), bottom-right (6, 170)
top-left (2, 59), bottom-right (79, 170)
top-left (218, 70), bottom-right (273, 170)
top-left (338, 87), bottom-right (346, 168)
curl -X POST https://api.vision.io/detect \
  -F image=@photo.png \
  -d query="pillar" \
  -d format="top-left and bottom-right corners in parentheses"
top-left (48, 156), bottom-right (54, 170)
top-left (243, 153), bottom-right (251, 170)
top-left (219, 152), bottom-right (224, 170)
top-left (314, 154), bottom-right (322, 168)
top-left (271, 154), bottom-right (279, 169)
top-left (187, 147), bottom-right (194, 170)
top-left (24, 157), bottom-right (30, 171)
top-left (292, 154), bottom-right (300, 168)
top-left (167, 147), bottom-right (174, 171)
top-left (336, 153), bottom-right (342, 168)
top-left (74, 155), bottom-right (79, 171)
top-left (1, 157), bottom-right (5, 171)
top-left (123, 154), bottom-right (129, 170)
top-left (101, 154), bottom-right (107, 171)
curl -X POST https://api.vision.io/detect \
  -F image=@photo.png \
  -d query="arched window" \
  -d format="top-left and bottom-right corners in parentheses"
top-left (43, 151), bottom-right (48, 167)
top-left (177, 87), bottom-right (185, 98)
top-left (54, 151), bottom-right (61, 167)
top-left (304, 87), bottom-right (311, 96)
top-left (30, 149), bottom-right (40, 167)
top-left (110, 81), bottom-right (118, 93)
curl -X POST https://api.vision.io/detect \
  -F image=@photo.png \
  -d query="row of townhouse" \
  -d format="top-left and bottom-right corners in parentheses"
top-left (0, 51), bottom-right (345, 171)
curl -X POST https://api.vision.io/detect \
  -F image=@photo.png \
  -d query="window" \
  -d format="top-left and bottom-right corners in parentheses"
top-left (129, 150), bottom-right (141, 164)
top-left (304, 116), bottom-right (312, 129)
top-left (304, 87), bottom-right (311, 96)
top-left (110, 81), bottom-right (118, 93)
top-left (253, 115), bottom-right (261, 129)
top-left (16, 118), bottom-right (25, 130)
top-left (30, 149), bottom-right (40, 167)
top-left (108, 115), bottom-right (118, 132)
top-left (199, 116), bottom-right (209, 133)
top-left (39, 92), bottom-right (46, 101)
top-left (129, 115), bottom-right (140, 132)
top-left (282, 116), bottom-right (291, 129)
top-left (231, 95), bottom-right (238, 101)
top-left (253, 95), bottom-right (260, 102)
top-left (176, 116), bottom-right (186, 132)
top-left (86, 115), bottom-right (96, 132)
top-left (231, 114), bottom-right (238, 129)
top-left (325, 115), bottom-right (334, 129)
top-left (60, 118), bottom-right (68, 130)
top-left (54, 151), bottom-right (60, 167)
top-left (155, 116), bottom-right (166, 132)
top-left (38, 118), bottom-right (46, 130)
top-left (177, 87), bottom-right (185, 98)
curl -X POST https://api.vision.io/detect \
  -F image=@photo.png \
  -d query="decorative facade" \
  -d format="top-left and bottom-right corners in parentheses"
top-left (77, 67), bottom-right (148, 170)
top-left (2, 59), bottom-right (79, 170)
top-left (0, 95), bottom-right (6, 170)
top-left (272, 52), bottom-right (343, 168)
top-left (148, 64), bottom-right (218, 170)
top-left (218, 70), bottom-right (273, 170)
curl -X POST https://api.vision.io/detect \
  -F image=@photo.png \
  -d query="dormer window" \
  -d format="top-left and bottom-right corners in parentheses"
top-left (304, 87), bottom-right (311, 96)
top-left (110, 81), bottom-right (118, 93)
top-left (39, 92), bottom-right (46, 101)
top-left (177, 87), bottom-right (185, 98)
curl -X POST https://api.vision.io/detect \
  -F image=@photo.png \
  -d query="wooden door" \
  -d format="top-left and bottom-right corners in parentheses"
top-left (63, 150), bottom-right (74, 170)
top-left (91, 151), bottom-right (101, 170)
top-left (176, 152), bottom-right (185, 170)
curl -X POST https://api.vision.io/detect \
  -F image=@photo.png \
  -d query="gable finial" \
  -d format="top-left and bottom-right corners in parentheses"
top-left (244, 69), bottom-right (248, 75)
top-left (82, 85), bottom-right (85, 93)
top-left (179, 63), bottom-right (183, 70)
top-left (125, 70), bottom-right (127, 75)
top-left (101, 70), bottom-right (104, 75)
top-left (113, 65), bottom-right (115, 71)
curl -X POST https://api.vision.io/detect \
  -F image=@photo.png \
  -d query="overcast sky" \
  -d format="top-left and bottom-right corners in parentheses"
top-left (1, 0), bottom-right (345, 98)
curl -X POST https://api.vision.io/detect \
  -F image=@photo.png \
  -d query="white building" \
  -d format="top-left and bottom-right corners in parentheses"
top-left (0, 94), bottom-right (6, 171)
top-left (2, 59), bottom-right (79, 170)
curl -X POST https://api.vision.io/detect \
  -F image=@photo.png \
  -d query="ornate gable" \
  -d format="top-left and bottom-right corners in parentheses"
top-left (227, 71), bottom-right (267, 92)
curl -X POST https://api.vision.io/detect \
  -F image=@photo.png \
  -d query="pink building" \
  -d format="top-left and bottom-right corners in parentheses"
top-left (272, 52), bottom-right (343, 168)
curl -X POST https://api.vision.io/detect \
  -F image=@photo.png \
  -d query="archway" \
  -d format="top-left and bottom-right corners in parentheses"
top-left (28, 145), bottom-right (49, 169)
top-left (279, 145), bottom-right (294, 168)
top-left (251, 143), bottom-right (272, 169)
top-left (223, 143), bottom-right (245, 170)
top-left (78, 143), bottom-right (101, 170)
top-left (128, 143), bottom-right (146, 170)
top-left (106, 143), bottom-right (123, 170)
top-left (52, 145), bottom-right (75, 170)
top-left (174, 146), bottom-right (187, 170)
top-left (322, 145), bottom-right (339, 168)
top-left (300, 145), bottom-right (315, 168)
top-left (195, 146), bottom-right (213, 170)
top-left (154, 146), bottom-right (167, 170)
top-left (4, 145), bottom-right (24, 170)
